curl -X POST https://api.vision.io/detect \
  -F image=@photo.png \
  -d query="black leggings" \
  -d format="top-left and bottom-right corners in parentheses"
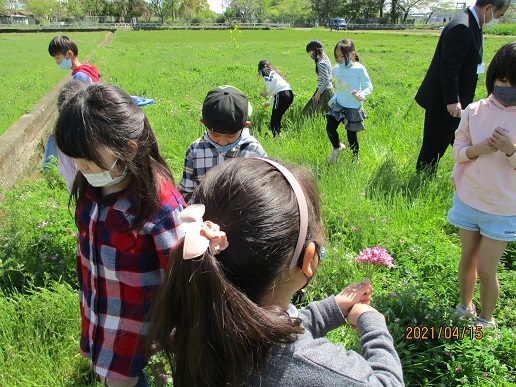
top-left (271, 90), bottom-right (294, 136)
top-left (326, 114), bottom-right (359, 155)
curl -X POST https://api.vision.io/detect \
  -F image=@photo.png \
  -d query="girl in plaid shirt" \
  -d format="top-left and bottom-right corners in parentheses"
top-left (54, 83), bottom-right (186, 387)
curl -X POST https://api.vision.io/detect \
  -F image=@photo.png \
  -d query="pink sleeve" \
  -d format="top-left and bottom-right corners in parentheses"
top-left (452, 108), bottom-right (473, 163)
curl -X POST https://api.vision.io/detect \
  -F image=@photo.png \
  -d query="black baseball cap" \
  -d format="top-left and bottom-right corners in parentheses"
top-left (202, 86), bottom-right (250, 134)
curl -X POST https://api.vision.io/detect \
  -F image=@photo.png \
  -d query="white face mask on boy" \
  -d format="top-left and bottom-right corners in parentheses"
top-left (81, 159), bottom-right (128, 187)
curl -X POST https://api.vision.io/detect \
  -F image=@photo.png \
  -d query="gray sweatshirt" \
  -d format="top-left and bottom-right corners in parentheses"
top-left (247, 296), bottom-right (405, 386)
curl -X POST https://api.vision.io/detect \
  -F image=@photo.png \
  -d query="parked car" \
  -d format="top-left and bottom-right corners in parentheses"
top-left (329, 18), bottom-right (347, 30)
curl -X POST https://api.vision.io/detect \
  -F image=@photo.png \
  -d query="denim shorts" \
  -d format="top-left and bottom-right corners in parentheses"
top-left (447, 192), bottom-right (516, 241)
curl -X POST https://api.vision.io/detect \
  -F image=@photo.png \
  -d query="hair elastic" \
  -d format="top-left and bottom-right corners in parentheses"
top-left (257, 158), bottom-right (309, 269)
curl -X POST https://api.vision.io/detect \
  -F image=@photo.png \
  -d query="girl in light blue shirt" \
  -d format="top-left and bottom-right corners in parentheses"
top-left (326, 39), bottom-right (373, 163)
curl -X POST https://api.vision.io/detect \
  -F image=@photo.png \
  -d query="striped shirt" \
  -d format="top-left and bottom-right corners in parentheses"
top-left (316, 53), bottom-right (334, 94)
top-left (178, 129), bottom-right (267, 202)
top-left (76, 180), bottom-right (185, 380)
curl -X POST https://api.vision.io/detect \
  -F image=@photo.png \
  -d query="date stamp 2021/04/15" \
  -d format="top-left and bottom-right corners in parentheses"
top-left (405, 326), bottom-right (483, 340)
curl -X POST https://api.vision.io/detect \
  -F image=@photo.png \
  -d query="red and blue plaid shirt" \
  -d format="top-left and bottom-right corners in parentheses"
top-left (76, 180), bottom-right (185, 380)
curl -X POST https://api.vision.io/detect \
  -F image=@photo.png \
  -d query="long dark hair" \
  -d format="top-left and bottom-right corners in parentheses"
top-left (306, 39), bottom-right (324, 74)
top-left (258, 59), bottom-right (286, 80)
top-left (486, 41), bottom-right (516, 95)
top-left (54, 82), bottom-right (175, 230)
top-left (335, 39), bottom-right (360, 63)
top-left (147, 157), bottom-right (325, 386)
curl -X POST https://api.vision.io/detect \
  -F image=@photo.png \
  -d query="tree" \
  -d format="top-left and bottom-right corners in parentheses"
top-left (397, 0), bottom-right (424, 23)
top-left (310, 0), bottom-right (344, 25)
top-left (343, 0), bottom-right (378, 22)
top-left (389, 0), bottom-right (399, 23)
top-left (265, 0), bottom-right (313, 25)
top-left (225, 0), bottom-right (266, 22)
top-left (83, 0), bottom-right (109, 16)
top-left (128, 0), bottom-right (146, 18)
top-left (26, 0), bottom-right (59, 21)
top-left (378, 0), bottom-right (386, 18)
top-left (67, 0), bottom-right (85, 18)
top-left (150, 0), bottom-right (166, 22)
top-left (423, 0), bottom-right (454, 23)
top-left (179, 0), bottom-right (209, 19)
top-left (1, 0), bottom-right (7, 16)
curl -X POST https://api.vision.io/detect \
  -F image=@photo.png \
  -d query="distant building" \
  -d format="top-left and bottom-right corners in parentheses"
top-left (1, 0), bottom-right (31, 24)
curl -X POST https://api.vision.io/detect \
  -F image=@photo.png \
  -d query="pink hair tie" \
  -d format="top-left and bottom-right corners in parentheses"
top-left (256, 158), bottom-right (308, 269)
top-left (179, 204), bottom-right (229, 260)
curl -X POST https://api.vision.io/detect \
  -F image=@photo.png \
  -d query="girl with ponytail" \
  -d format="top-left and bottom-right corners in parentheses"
top-left (148, 157), bottom-right (404, 386)
top-left (302, 39), bottom-right (335, 116)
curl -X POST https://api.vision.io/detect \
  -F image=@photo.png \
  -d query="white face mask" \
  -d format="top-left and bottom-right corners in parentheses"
top-left (58, 57), bottom-right (72, 71)
top-left (483, 7), bottom-right (500, 30)
top-left (81, 159), bottom-right (128, 187)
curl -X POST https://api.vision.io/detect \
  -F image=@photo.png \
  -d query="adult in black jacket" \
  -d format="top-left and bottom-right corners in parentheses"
top-left (415, 0), bottom-right (511, 172)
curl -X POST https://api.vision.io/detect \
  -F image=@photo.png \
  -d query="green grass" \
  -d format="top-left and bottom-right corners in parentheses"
top-left (0, 31), bottom-right (109, 136)
top-left (1, 30), bottom-right (516, 386)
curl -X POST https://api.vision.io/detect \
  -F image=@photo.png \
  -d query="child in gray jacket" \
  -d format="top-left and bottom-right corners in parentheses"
top-left (149, 157), bottom-right (405, 387)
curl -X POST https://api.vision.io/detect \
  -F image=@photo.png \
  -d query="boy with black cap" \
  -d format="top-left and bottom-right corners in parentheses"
top-left (178, 85), bottom-right (267, 202)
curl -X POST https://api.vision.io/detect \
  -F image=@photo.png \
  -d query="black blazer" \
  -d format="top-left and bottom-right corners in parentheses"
top-left (415, 8), bottom-right (483, 110)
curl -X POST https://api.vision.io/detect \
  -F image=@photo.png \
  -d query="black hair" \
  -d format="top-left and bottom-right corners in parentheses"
top-left (306, 40), bottom-right (325, 74)
top-left (334, 39), bottom-right (360, 63)
top-left (147, 157), bottom-right (325, 386)
top-left (306, 39), bottom-right (323, 53)
top-left (57, 80), bottom-right (86, 110)
top-left (48, 35), bottom-right (79, 57)
top-left (54, 83), bottom-right (176, 231)
top-left (486, 42), bottom-right (516, 95)
top-left (258, 59), bottom-right (286, 80)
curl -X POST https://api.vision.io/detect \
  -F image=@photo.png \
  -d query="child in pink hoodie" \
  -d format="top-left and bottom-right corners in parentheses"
top-left (448, 42), bottom-right (516, 329)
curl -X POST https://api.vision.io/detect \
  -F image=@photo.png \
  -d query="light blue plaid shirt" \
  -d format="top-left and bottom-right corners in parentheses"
top-left (178, 128), bottom-right (267, 202)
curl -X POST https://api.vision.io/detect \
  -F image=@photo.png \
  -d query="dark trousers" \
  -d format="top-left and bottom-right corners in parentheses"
top-left (326, 115), bottom-right (359, 155)
top-left (271, 90), bottom-right (294, 136)
top-left (416, 105), bottom-right (460, 172)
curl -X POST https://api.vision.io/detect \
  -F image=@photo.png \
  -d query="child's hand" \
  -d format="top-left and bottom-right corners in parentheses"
top-left (260, 91), bottom-right (269, 98)
top-left (467, 138), bottom-right (497, 158)
top-left (351, 90), bottom-right (363, 101)
top-left (312, 92), bottom-right (321, 103)
top-left (335, 278), bottom-right (372, 318)
top-left (347, 303), bottom-right (378, 331)
top-left (263, 102), bottom-right (270, 108)
top-left (489, 127), bottom-right (516, 157)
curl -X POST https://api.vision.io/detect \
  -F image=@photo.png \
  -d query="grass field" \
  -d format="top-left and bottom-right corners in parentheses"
top-left (0, 31), bottom-right (109, 136)
top-left (1, 29), bottom-right (516, 386)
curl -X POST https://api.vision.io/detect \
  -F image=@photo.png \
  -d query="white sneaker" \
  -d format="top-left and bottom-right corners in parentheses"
top-left (327, 143), bottom-right (346, 164)
top-left (456, 303), bottom-right (477, 319)
top-left (475, 317), bottom-right (496, 329)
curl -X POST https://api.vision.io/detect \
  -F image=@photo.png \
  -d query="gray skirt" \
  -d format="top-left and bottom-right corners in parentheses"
top-left (326, 104), bottom-right (368, 132)
top-left (302, 88), bottom-right (334, 116)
